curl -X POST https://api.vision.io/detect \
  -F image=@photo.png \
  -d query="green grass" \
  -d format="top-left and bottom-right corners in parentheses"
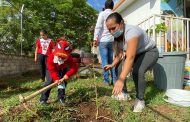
top-left (0, 72), bottom-right (190, 122)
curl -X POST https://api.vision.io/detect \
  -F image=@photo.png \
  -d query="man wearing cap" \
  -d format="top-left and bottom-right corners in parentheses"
top-left (40, 40), bottom-right (78, 105)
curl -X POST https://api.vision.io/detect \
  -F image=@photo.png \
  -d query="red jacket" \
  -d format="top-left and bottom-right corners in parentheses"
top-left (47, 53), bottom-right (78, 81)
top-left (36, 38), bottom-right (54, 56)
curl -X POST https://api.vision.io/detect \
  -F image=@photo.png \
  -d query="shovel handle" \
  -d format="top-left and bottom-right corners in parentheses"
top-left (23, 82), bottom-right (58, 102)
top-left (20, 64), bottom-right (93, 103)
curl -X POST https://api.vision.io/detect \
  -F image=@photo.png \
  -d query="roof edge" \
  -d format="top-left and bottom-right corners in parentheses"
top-left (113, 0), bottom-right (125, 11)
top-left (113, 0), bottom-right (135, 12)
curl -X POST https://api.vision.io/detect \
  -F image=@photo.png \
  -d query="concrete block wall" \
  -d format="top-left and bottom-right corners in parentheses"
top-left (0, 54), bottom-right (39, 77)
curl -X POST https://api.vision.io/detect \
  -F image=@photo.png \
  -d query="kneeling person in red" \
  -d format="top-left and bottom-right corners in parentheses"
top-left (40, 40), bottom-right (78, 104)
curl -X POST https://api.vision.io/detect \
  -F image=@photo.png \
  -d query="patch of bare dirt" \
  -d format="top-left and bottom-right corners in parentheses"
top-left (9, 105), bottom-right (26, 115)
top-left (0, 83), bottom-right (31, 91)
top-left (153, 105), bottom-right (183, 114)
top-left (147, 104), bottom-right (186, 122)
top-left (0, 70), bottom-right (40, 83)
top-left (76, 102), bottom-right (114, 122)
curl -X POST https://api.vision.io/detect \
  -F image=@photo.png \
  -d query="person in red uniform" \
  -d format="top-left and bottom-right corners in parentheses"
top-left (34, 29), bottom-right (54, 81)
top-left (40, 40), bottom-right (78, 104)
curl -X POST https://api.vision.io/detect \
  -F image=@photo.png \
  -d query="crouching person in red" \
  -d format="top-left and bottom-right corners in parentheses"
top-left (40, 40), bottom-right (78, 105)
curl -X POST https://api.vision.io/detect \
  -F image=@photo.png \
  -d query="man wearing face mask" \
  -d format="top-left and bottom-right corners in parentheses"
top-left (105, 12), bottom-right (159, 112)
top-left (93, 0), bottom-right (117, 86)
top-left (40, 40), bottom-right (78, 105)
top-left (34, 29), bottom-right (54, 82)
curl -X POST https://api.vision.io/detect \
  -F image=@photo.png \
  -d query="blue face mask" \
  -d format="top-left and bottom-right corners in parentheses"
top-left (112, 29), bottom-right (123, 38)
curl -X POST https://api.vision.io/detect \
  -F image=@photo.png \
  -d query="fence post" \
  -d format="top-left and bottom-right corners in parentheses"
top-left (20, 4), bottom-right (24, 56)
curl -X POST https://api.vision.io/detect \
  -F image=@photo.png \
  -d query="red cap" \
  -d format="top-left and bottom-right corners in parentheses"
top-left (53, 40), bottom-right (70, 59)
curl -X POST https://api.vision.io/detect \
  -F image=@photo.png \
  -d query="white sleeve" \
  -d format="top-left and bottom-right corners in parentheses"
top-left (93, 12), bottom-right (104, 40)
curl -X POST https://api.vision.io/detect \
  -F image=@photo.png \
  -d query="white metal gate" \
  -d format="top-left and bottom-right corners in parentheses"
top-left (138, 14), bottom-right (190, 58)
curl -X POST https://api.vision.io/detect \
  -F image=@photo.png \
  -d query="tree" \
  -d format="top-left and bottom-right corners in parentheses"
top-left (0, 0), bottom-right (97, 55)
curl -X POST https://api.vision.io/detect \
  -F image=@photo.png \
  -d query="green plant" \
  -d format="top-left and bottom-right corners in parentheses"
top-left (155, 23), bottom-right (167, 33)
top-left (146, 23), bottom-right (167, 34)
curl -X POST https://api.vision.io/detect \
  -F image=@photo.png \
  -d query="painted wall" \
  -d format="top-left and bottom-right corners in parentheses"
top-left (119, 0), bottom-right (160, 25)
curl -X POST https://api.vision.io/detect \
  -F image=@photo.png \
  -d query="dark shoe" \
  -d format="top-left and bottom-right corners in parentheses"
top-left (40, 100), bottom-right (47, 105)
top-left (59, 99), bottom-right (65, 106)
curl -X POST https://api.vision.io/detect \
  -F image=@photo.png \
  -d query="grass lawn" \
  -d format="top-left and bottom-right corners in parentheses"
top-left (0, 70), bottom-right (190, 122)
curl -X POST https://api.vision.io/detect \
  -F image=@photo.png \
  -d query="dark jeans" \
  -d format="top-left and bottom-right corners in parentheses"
top-left (38, 54), bottom-right (47, 80)
top-left (132, 47), bottom-right (159, 100)
top-left (40, 68), bottom-right (67, 102)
